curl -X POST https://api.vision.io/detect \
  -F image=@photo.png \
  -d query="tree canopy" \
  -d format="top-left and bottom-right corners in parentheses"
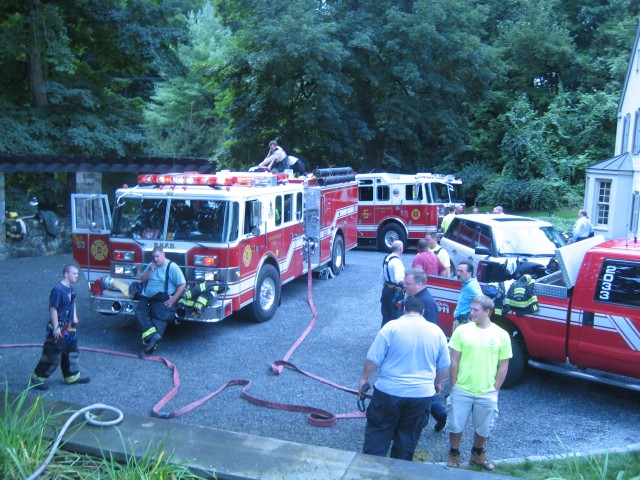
top-left (1, 0), bottom-right (639, 209)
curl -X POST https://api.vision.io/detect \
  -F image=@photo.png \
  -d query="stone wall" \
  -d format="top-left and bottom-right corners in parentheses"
top-left (5, 215), bottom-right (72, 258)
top-left (2, 171), bottom-right (102, 260)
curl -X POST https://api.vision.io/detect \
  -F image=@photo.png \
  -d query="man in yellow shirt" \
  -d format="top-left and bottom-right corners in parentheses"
top-left (446, 295), bottom-right (512, 472)
top-left (440, 206), bottom-right (456, 233)
top-left (425, 232), bottom-right (451, 277)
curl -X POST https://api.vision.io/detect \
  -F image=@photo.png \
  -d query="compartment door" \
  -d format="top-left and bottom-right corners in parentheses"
top-left (71, 194), bottom-right (112, 281)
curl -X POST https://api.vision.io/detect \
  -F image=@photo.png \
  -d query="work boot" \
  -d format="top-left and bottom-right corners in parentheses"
top-left (447, 450), bottom-right (460, 468)
top-left (470, 449), bottom-right (495, 472)
top-left (68, 376), bottom-right (91, 385)
top-left (434, 414), bottom-right (447, 432)
top-left (142, 333), bottom-right (161, 356)
top-left (30, 375), bottom-right (48, 391)
top-left (31, 380), bottom-right (49, 391)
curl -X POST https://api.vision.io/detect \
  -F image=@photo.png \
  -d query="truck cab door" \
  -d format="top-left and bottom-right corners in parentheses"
top-left (71, 194), bottom-right (112, 282)
top-left (569, 257), bottom-right (640, 378)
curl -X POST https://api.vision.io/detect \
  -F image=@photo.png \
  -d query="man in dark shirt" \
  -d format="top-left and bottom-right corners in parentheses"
top-left (403, 268), bottom-right (438, 324)
top-left (30, 264), bottom-right (90, 390)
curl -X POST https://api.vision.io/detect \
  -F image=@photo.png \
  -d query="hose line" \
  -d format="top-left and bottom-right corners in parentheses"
top-left (27, 403), bottom-right (124, 480)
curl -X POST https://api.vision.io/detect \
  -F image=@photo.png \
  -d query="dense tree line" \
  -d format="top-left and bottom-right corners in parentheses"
top-left (1, 0), bottom-right (638, 209)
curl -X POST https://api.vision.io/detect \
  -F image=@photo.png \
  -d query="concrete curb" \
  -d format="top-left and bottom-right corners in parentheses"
top-left (10, 392), bottom-right (521, 480)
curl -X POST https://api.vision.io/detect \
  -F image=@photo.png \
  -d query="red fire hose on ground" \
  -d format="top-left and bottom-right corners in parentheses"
top-left (1, 239), bottom-right (370, 427)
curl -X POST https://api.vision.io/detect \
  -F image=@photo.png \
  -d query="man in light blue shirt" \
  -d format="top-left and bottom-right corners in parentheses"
top-left (136, 246), bottom-right (186, 357)
top-left (358, 296), bottom-right (450, 461)
top-left (453, 261), bottom-right (482, 331)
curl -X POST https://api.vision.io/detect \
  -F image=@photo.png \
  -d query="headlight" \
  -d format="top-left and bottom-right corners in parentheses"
top-left (194, 269), bottom-right (216, 281)
top-left (113, 264), bottom-right (138, 276)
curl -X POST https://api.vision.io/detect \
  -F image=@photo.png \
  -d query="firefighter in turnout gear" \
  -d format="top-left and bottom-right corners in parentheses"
top-left (30, 264), bottom-right (90, 390)
top-left (136, 247), bottom-right (186, 357)
top-left (176, 281), bottom-right (226, 319)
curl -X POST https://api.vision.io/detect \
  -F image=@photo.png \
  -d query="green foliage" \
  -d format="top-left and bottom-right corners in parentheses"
top-left (0, 0), bottom-right (204, 156)
top-left (98, 435), bottom-right (203, 479)
top-left (0, 385), bottom-right (206, 479)
top-left (5, 173), bottom-right (70, 213)
top-left (0, 386), bottom-right (67, 479)
top-left (144, 2), bottom-right (231, 158)
top-left (495, 449), bottom-right (640, 480)
top-left (1, 0), bottom-right (639, 211)
top-left (211, 0), bottom-right (497, 171)
top-left (477, 174), bottom-right (579, 212)
top-left (459, 161), bottom-right (497, 207)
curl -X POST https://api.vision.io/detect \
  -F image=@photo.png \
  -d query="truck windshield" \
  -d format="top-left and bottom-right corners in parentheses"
top-left (493, 226), bottom-right (566, 257)
top-left (430, 182), bottom-right (463, 204)
top-left (112, 196), bottom-right (239, 243)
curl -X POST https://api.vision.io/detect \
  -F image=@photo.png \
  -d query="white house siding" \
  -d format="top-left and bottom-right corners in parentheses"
top-left (586, 21), bottom-right (640, 240)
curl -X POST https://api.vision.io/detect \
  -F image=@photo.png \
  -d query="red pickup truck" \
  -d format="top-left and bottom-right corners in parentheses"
top-left (428, 237), bottom-right (640, 390)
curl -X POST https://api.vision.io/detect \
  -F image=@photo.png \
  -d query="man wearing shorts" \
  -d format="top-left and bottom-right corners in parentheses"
top-left (446, 295), bottom-right (512, 471)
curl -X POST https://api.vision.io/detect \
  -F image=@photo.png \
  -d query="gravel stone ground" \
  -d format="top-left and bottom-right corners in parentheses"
top-left (1, 249), bottom-right (639, 465)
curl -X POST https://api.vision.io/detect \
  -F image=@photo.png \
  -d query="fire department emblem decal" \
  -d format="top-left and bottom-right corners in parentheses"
top-left (411, 208), bottom-right (421, 220)
top-left (91, 239), bottom-right (108, 261)
top-left (243, 244), bottom-right (252, 267)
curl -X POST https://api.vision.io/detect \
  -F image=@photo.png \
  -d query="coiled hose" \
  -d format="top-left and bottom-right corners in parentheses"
top-left (27, 403), bottom-right (124, 480)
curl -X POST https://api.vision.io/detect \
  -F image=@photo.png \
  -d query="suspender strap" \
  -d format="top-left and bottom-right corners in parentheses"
top-left (383, 254), bottom-right (399, 284)
top-left (164, 261), bottom-right (173, 295)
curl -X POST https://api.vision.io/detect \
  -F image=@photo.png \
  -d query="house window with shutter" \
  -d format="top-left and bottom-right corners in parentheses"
top-left (596, 180), bottom-right (611, 226)
top-left (621, 114), bottom-right (630, 154)
top-left (633, 109), bottom-right (640, 154)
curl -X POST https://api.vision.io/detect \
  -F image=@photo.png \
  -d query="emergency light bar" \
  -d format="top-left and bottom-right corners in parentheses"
top-left (415, 173), bottom-right (461, 183)
top-left (137, 172), bottom-right (289, 187)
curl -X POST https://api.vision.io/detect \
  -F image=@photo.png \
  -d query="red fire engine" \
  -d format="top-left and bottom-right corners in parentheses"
top-left (70, 168), bottom-right (358, 323)
top-left (355, 172), bottom-right (464, 251)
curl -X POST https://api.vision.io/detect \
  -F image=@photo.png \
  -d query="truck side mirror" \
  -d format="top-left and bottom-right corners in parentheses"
top-left (477, 260), bottom-right (512, 283)
top-left (475, 246), bottom-right (491, 256)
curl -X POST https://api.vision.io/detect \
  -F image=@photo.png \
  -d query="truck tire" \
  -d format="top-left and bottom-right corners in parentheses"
top-left (503, 336), bottom-right (525, 388)
top-left (330, 235), bottom-right (345, 276)
top-left (250, 264), bottom-right (281, 323)
top-left (378, 224), bottom-right (406, 253)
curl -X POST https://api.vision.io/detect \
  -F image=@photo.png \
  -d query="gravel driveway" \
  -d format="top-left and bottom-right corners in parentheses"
top-left (1, 249), bottom-right (639, 464)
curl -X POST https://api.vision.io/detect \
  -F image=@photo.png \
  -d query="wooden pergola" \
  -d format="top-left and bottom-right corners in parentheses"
top-left (0, 154), bottom-right (215, 260)
top-left (0, 154), bottom-right (214, 173)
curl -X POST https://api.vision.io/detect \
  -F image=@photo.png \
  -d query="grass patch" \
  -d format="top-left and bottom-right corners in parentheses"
top-left (413, 449), bottom-right (640, 480)
top-left (468, 208), bottom-right (578, 236)
top-left (496, 450), bottom-right (640, 480)
top-left (0, 385), bottom-right (207, 479)
top-left (510, 209), bottom-right (575, 236)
